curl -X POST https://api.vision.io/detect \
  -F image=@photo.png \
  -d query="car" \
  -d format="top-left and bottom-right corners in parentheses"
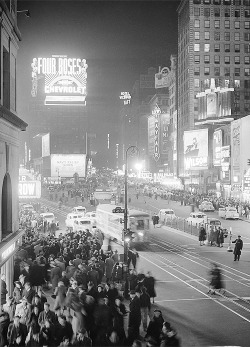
top-left (199, 201), bottom-right (215, 212)
top-left (186, 212), bottom-right (207, 226)
top-left (72, 206), bottom-right (86, 215)
top-left (40, 212), bottom-right (59, 229)
top-left (73, 217), bottom-right (93, 232)
top-left (206, 218), bottom-right (228, 237)
top-left (158, 209), bottom-right (176, 223)
top-left (65, 213), bottom-right (84, 230)
top-left (112, 206), bottom-right (125, 213)
top-left (218, 207), bottom-right (239, 220)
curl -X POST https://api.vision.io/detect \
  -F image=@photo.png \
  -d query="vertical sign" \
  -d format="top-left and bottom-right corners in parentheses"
top-left (152, 104), bottom-right (161, 161)
top-left (213, 130), bottom-right (222, 166)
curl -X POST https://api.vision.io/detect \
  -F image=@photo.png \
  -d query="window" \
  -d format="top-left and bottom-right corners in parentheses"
top-left (214, 8), bottom-right (220, 16)
top-left (193, 0), bottom-right (201, 3)
top-left (245, 33), bottom-right (250, 40)
top-left (194, 7), bottom-right (200, 16)
top-left (224, 0), bottom-right (231, 4)
top-left (214, 67), bottom-right (220, 76)
top-left (194, 20), bottom-right (200, 28)
top-left (204, 20), bottom-right (210, 28)
top-left (204, 55), bottom-right (210, 63)
top-left (245, 80), bottom-right (250, 88)
top-left (213, 0), bottom-right (221, 3)
top-left (214, 55), bottom-right (220, 63)
top-left (204, 32), bottom-right (210, 40)
top-left (235, 32), bottom-right (240, 40)
top-left (245, 103), bottom-right (250, 111)
top-left (214, 43), bottom-right (220, 52)
top-left (225, 56), bottom-right (230, 64)
top-left (225, 8), bottom-right (231, 17)
top-left (245, 92), bottom-right (250, 100)
top-left (235, 56), bottom-right (240, 64)
top-left (195, 31), bottom-right (200, 40)
top-left (225, 32), bottom-right (230, 41)
top-left (204, 0), bottom-right (211, 3)
top-left (194, 79), bottom-right (200, 87)
top-left (204, 67), bottom-right (210, 75)
top-left (214, 20), bottom-right (220, 28)
top-left (244, 0), bottom-right (250, 5)
top-left (245, 56), bottom-right (250, 64)
top-left (194, 67), bottom-right (200, 75)
top-left (214, 32), bottom-right (220, 40)
top-left (245, 10), bottom-right (250, 18)
top-left (234, 0), bottom-right (241, 4)
top-left (194, 55), bottom-right (200, 63)
top-left (194, 44), bottom-right (200, 51)
top-left (224, 44), bottom-right (230, 52)
top-left (235, 44), bottom-right (240, 52)
top-left (225, 20), bottom-right (230, 28)
top-left (204, 43), bottom-right (210, 52)
top-left (245, 68), bottom-right (250, 76)
top-left (235, 10), bottom-right (241, 18)
top-left (245, 44), bottom-right (250, 53)
top-left (245, 22), bottom-right (250, 29)
top-left (235, 21), bottom-right (240, 29)
top-left (204, 8), bottom-right (210, 17)
top-left (224, 67), bottom-right (230, 76)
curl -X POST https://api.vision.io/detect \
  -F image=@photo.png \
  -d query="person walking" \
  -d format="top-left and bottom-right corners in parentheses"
top-left (232, 235), bottom-right (243, 261)
top-left (207, 263), bottom-right (225, 295)
top-left (140, 286), bottom-right (151, 332)
top-left (127, 290), bottom-right (141, 346)
top-left (198, 224), bottom-right (206, 246)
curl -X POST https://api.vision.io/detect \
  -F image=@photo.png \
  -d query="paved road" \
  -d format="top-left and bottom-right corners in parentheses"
top-left (40, 197), bottom-right (250, 346)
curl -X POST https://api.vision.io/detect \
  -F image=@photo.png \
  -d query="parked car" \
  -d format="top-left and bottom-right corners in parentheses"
top-left (218, 207), bottom-right (239, 220)
top-left (73, 217), bottom-right (93, 232)
top-left (65, 213), bottom-right (84, 230)
top-left (186, 212), bottom-right (207, 226)
top-left (72, 206), bottom-right (86, 215)
top-left (158, 209), bottom-right (176, 223)
top-left (199, 201), bottom-right (215, 212)
top-left (206, 218), bottom-right (228, 237)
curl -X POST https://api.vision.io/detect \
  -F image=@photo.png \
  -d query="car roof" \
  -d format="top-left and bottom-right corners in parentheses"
top-left (67, 213), bottom-right (82, 217)
top-left (74, 206), bottom-right (86, 209)
top-left (40, 212), bottom-right (54, 216)
top-left (160, 209), bottom-right (174, 212)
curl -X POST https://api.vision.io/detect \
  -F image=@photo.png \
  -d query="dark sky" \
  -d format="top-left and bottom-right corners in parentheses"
top-left (17, 0), bottom-right (179, 152)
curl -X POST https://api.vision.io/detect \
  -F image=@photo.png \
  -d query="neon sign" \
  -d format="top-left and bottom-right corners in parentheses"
top-left (152, 104), bottom-right (161, 162)
top-left (31, 55), bottom-right (88, 106)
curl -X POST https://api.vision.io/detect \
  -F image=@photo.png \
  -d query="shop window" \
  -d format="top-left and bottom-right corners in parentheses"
top-left (193, 0), bottom-right (201, 3)
top-left (1, 173), bottom-right (12, 241)
top-left (245, 80), bottom-right (250, 88)
top-left (204, 32), bottom-right (210, 40)
top-left (245, 92), bottom-right (250, 100)
top-left (194, 79), bottom-right (200, 87)
top-left (204, 0), bottom-right (211, 3)
top-left (245, 43), bottom-right (250, 53)
top-left (223, 0), bottom-right (231, 4)
top-left (244, 0), bottom-right (250, 5)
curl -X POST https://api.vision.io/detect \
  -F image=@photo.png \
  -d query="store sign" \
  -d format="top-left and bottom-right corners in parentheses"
top-left (152, 104), bottom-right (161, 161)
top-left (213, 130), bottom-right (222, 166)
top-left (184, 129), bottom-right (208, 170)
top-left (19, 180), bottom-right (41, 199)
top-left (51, 154), bottom-right (86, 178)
top-left (31, 55), bottom-right (88, 106)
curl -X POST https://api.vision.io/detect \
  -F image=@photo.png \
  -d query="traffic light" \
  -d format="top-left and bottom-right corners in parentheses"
top-left (123, 228), bottom-right (136, 243)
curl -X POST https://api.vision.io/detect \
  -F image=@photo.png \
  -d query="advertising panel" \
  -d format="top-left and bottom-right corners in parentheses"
top-left (184, 129), bottom-right (208, 170)
top-left (231, 119), bottom-right (241, 169)
top-left (19, 181), bottom-right (41, 199)
top-left (148, 116), bottom-right (155, 156)
top-left (213, 130), bottom-right (222, 166)
top-left (31, 55), bottom-right (88, 106)
top-left (152, 104), bottom-right (161, 162)
top-left (160, 113), bottom-right (170, 155)
top-left (155, 67), bottom-right (171, 89)
top-left (51, 154), bottom-right (86, 178)
top-left (42, 133), bottom-right (50, 157)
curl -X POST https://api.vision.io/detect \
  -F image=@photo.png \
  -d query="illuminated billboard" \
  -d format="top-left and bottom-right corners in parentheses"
top-left (42, 133), bottom-right (50, 157)
top-left (51, 154), bottom-right (86, 178)
top-left (19, 181), bottom-right (41, 199)
top-left (213, 130), bottom-right (222, 166)
top-left (184, 129), bottom-right (208, 170)
top-left (31, 55), bottom-right (88, 106)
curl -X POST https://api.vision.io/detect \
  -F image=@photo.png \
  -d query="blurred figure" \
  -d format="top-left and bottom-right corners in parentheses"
top-left (207, 263), bottom-right (225, 295)
top-left (145, 309), bottom-right (164, 345)
top-left (160, 321), bottom-right (180, 347)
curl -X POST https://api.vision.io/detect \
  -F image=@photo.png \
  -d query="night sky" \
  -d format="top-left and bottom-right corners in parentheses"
top-left (17, 0), bottom-right (179, 155)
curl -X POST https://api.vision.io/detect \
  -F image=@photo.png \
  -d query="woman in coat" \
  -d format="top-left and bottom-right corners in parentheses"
top-left (198, 225), bottom-right (206, 246)
top-left (143, 271), bottom-right (156, 303)
top-left (50, 261), bottom-right (61, 293)
top-left (30, 261), bottom-right (45, 290)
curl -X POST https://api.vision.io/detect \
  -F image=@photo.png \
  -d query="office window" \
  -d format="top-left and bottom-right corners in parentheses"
top-left (204, 8), bottom-right (210, 17)
top-left (214, 55), bottom-right (220, 63)
top-left (235, 9), bottom-right (241, 18)
top-left (214, 43), bottom-right (220, 52)
top-left (214, 20), bottom-right (220, 28)
top-left (194, 20), bottom-right (200, 28)
top-left (204, 0), bottom-right (211, 3)
top-left (245, 10), bottom-right (250, 18)
top-left (194, 44), bottom-right (200, 51)
top-left (235, 56), bottom-right (240, 64)
top-left (194, 0), bottom-right (201, 3)
top-left (235, 44), bottom-right (240, 52)
top-left (195, 32), bottom-right (200, 40)
top-left (214, 32), bottom-right (220, 40)
top-left (245, 44), bottom-right (250, 53)
top-left (194, 55), bottom-right (200, 63)
top-left (235, 32), bottom-right (240, 40)
top-left (204, 43), bottom-right (210, 52)
top-left (214, 8), bottom-right (220, 16)
top-left (225, 32), bottom-right (230, 41)
top-left (234, 0), bottom-right (241, 4)
top-left (245, 21), bottom-right (250, 29)
top-left (225, 20), bottom-right (230, 28)
top-left (213, 0), bottom-right (221, 3)
top-left (225, 8), bottom-right (231, 17)
top-left (235, 21), bottom-right (240, 29)
top-left (225, 56), bottom-right (230, 64)
top-left (194, 79), bottom-right (200, 87)
top-left (204, 55), bottom-right (210, 63)
top-left (245, 103), bottom-right (250, 111)
top-left (204, 32), bottom-right (210, 40)
top-left (224, 44), bottom-right (230, 52)
top-left (204, 20), bottom-right (210, 28)
top-left (244, 0), bottom-right (250, 5)
top-left (194, 7), bottom-right (200, 16)
top-left (224, 0), bottom-right (231, 4)
top-left (245, 92), bottom-right (250, 100)
top-left (244, 33), bottom-right (250, 40)
top-left (194, 67), bottom-right (200, 75)
top-left (204, 67), bottom-right (210, 75)
top-left (214, 67), bottom-right (220, 76)
top-left (245, 56), bottom-right (250, 64)
top-left (224, 67), bottom-right (230, 76)
top-left (245, 68), bottom-right (250, 76)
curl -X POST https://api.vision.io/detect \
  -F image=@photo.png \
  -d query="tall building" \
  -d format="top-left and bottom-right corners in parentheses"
top-left (177, 0), bottom-right (250, 190)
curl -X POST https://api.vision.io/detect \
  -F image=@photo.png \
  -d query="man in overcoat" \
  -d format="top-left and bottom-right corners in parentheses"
top-left (232, 235), bottom-right (243, 261)
top-left (127, 290), bottom-right (141, 345)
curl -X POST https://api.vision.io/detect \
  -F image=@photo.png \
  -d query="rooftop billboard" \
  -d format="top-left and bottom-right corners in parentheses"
top-left (184, 129), bottom-right (208, 171)
top-left (51, 154), bottom-right (86, 178)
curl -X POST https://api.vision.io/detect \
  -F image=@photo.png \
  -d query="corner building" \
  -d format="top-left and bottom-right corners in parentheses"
top-left (177, 0), bottom-right (250, 184)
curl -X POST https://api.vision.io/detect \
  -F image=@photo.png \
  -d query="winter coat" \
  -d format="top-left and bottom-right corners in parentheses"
top-left (128, 296), bottom-right (141, 328)
top-left (30, 264), bottom-right (45, 286)
top-left (143, 276), bottom-right (156, 298)
top-left (1, 280), bottom-right (8, 305)
top-left (54, 285), bottom-right (67, 310)
top-left (13, 287), bottom-right (22, 304)
top-left (199, 227), bottom-right (206, 242)
top-left (50, 266), bottom-right (61, 289)
top-left (232, 238), bottom-right (243, 255)
top-left (105, 258), bottom-right (115, 279)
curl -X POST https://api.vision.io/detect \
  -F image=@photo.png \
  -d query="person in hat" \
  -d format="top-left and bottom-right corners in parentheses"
top-left (50, 261), bottom-right (62, 293)
top-left (13, 281), bottom-right (22, 305)
top-left (7, 315), bottom-right (27, 347)
top-left (14, 297), bottom-right (31, 325)
top-left (96, 284), bottom-right (105, 300)
top-left (54, 314), bottom-right (73, 346)
top-left (127, 289), bottom-right (141, 345)
top-left (2, 296), bottom-right (16, 322)
top-left (145, 310), bottom-right (165, 345)
top-left (232, 235), bottom-right (243, 261)
top-left (72, 328), bottom-right (92, 346)
top-left (1, 274), bottom-right (8, 306)
top-left (160, 321), bottom-right (180, 347)
top-left (22, 281), bottom-right (36, 304)
top-left (112, 296), bottom-right (127, 344)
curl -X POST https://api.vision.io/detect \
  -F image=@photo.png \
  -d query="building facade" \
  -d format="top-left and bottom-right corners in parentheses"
top-left (0, 0), bottom-right (27, 302)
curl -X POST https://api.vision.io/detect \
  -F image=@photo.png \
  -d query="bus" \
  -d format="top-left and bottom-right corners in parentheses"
top-left (96, 204), bottom-right (150, 247)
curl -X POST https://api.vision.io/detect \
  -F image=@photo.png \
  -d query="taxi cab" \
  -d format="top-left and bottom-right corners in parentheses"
top-left (218, 207), bottom-right (239, 220)
top-left (198, 201), bottom-right (215, 212)
top-left (73, 217), bottom-right (92, 233)
top-left (158, 209), bottom-right (176, 223)
top-left (65, 213), bottom-right (84, 230)
top-left (186, 212), bottom-right (207, 226)
top-left (72, 206), bottom-right (86, 215)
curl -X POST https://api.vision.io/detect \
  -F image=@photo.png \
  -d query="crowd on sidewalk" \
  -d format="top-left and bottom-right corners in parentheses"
top-left (0, 208), bottom-right (180, 347)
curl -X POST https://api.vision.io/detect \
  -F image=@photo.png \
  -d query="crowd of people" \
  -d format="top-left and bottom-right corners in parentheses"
top-left (0, 206), bottom-right (180, 347)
